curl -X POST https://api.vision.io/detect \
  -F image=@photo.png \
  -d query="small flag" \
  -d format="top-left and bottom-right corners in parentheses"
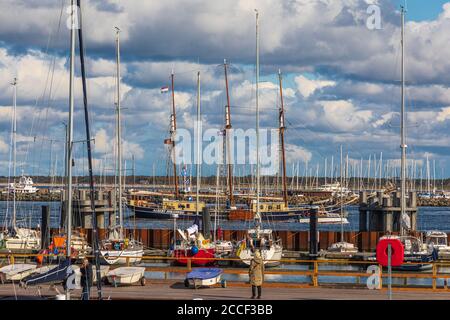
top-left (161, 86), bottom-right (169, 93)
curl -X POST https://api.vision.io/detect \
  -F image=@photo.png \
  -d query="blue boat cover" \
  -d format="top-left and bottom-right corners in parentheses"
top-left (21, 259), bottom-right (74, 287)
top-left (186, 268), bottom-right (223, 280)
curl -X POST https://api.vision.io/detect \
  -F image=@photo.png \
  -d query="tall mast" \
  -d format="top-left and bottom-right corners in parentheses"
top-left (223, 59), bottom-right (234, 206)
top-left (115, 27), bottom-right (123, 238)
top-left (77, 0), bottom-right (102, 298)
top-left (11, 78), bottom-right (17, 229)
top-left (66, 0), bottom-right (75, 261)
top-left (255, 9), bottom-right (261, 229)
top-left (340, 145), bottom-right (344, 243)
top-left (196, 71), bottom-right (201, 215)
top-left (400, 6), bottom-right (407, 236)
top-left (171, 71), bottom-right (179, 198)
top-left (278, 70), bottom-right (288, 207)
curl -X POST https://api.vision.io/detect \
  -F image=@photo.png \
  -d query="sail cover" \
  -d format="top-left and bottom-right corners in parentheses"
top-left (21, 260), bottom-right (74, 287)
top-left (401, 212), bottom-right (411, 231)
top-left (186, 268), bottom-right (223, 280)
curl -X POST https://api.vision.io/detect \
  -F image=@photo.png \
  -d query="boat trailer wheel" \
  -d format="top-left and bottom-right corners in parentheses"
top-left (184, 279), bottom-right (190, 288)
top-left (221, 279), bottom-right (227, 288)
top-left (140, 277), bottom-right (146, 286)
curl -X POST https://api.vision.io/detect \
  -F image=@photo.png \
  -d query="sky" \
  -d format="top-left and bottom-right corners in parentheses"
top-left (0, 0), bottom-right (450, 179)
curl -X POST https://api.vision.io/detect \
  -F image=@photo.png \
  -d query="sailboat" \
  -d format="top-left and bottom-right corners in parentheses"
top-left (326, 146), bottom-right (357, 256)
top-left (126, 70), bottom-right (210, 220)
top-left (100, 27), bottom-right (144, 265)
top-left (172, 71), bottom-right (216, 266)
top-left (8, 172), bottom-right (38, 194)
top-left (236, 11), bottom-right (282, 267)
top-left (3, 78), bottom-right (41, 251)
top-left (376, 7), bottom-right (437, 271)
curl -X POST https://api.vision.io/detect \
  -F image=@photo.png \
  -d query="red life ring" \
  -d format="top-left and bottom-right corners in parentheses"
top-left (376, 238), bottom-right (404, 267)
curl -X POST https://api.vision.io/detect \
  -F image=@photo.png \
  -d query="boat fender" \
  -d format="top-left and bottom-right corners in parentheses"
top-left (191, 245), bottom-right (199, 255)
top-left (376, 238), bottom-right (404, 267)
top-left (36, 249), bottom-right (46, 264)
top-left (236, 242), bottom-right (246, 257)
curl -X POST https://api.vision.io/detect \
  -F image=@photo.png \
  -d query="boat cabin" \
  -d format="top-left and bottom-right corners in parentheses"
top-left (163, 199), bottom-right (205, 212)
top-left (425, 231), bottom-right (448, 248)
top-left (250, 201), bottom-right (288, 213)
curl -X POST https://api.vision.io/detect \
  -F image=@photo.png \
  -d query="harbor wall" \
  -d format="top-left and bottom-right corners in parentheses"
top-left (55, 228), bottom-right (436, 252)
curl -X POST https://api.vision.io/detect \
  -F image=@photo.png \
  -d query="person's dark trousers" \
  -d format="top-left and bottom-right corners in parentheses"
top-left (81, 285), bottom-right (90, 300)
top-left (251, 285), bottom-right (262, 298)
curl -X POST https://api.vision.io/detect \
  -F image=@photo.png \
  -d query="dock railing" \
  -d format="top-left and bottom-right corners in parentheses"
top-left (1, 253), bottom-right (450, 291)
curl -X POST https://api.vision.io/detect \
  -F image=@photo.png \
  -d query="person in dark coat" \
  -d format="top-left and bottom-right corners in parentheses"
top-left (80, 257), bottom-right (93, 300)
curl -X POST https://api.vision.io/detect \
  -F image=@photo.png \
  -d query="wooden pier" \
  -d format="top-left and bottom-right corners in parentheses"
top-left (1, 280), bottom-right (450, 300)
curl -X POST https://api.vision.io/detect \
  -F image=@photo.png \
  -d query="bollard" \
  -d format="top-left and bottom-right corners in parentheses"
top-left (202, 207), bottom-right (211, 239)
top-left (41, 205), bottom-right (50, 250)
top-left (187, 258), bottom-right (192, 271)
top-left (309, 206), bottom-right (318, 257)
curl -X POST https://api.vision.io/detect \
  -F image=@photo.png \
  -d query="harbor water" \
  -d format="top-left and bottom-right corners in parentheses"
top-left (1, 201), bottom-right (450, 232)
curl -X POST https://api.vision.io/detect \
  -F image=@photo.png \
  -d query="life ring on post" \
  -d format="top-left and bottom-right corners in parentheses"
top-left (376, 238), bottom-right (404, 267)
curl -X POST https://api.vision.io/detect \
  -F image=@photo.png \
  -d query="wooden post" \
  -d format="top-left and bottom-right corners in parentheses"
top-left (10, 255), bottom-right (15, 265)
top-left (126, 257), bottom-right (130, 267)
top-left (187, 258), bottom-right (192, 271)
top-left (432, 263), bottom-right (437, 290)
top-left (378, 264), bottom-right (383, 290)
top-left (312, 261), bottom-right (318, 287)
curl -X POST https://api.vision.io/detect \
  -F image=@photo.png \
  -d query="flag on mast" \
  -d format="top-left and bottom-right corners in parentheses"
top-left (161, 86), bottom-right (169, 93)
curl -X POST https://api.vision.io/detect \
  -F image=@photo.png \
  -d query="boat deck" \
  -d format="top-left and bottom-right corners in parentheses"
top-left (0, 280), bottom-right (450, 300)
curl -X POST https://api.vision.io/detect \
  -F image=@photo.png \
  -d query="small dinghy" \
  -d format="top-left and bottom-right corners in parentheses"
top-left (0, 264), bottom-right (37, 283)
top-left (20, 260), bottom-right (73, 289)
top-left (92, 265), bottom-right (110, 284)
top-left (106, 267), bottom-right (146, 287)
top-left (184, 268), bottom-right (226, 289)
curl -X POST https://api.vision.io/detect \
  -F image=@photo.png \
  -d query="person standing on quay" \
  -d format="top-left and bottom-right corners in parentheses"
top-left (80, 257), bottom-right (93, 300)
top-left (249, 248), bottom-right (265, 299)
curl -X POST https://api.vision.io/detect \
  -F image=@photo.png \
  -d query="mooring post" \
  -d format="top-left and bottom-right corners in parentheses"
top-left (309, 206), bottom-right (318, 257)
top-left (41, 205), bottom-right (50, 250)
top-left (202, 207), bottom-right (211, 239)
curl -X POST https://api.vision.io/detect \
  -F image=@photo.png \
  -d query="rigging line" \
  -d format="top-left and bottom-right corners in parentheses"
top-left (24, 0), bottom-right (65, 174)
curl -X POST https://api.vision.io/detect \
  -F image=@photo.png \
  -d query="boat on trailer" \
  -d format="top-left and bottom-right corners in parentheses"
top-left (106, 267), bottom-right (146, 286)
top-left (184, 268), bottom-right (226, 289)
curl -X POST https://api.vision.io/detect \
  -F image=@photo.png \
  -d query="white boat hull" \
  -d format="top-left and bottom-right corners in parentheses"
top-left (106, 267), bottom-right (145, 286)
top-left (93, 265), bottom-right (110, 283)
top-left (298, 217), bottom-right (349, 224)
top-left (187, 275), bottom-right (221, 287)
top-left (238, 245), bottom-right (283, 267)
top-left (0, 264), bottom-right (37, 282)
top-left (5, 237), bottom-right (41, 250)
top-left (100, 249), bottom-right (144, 265)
